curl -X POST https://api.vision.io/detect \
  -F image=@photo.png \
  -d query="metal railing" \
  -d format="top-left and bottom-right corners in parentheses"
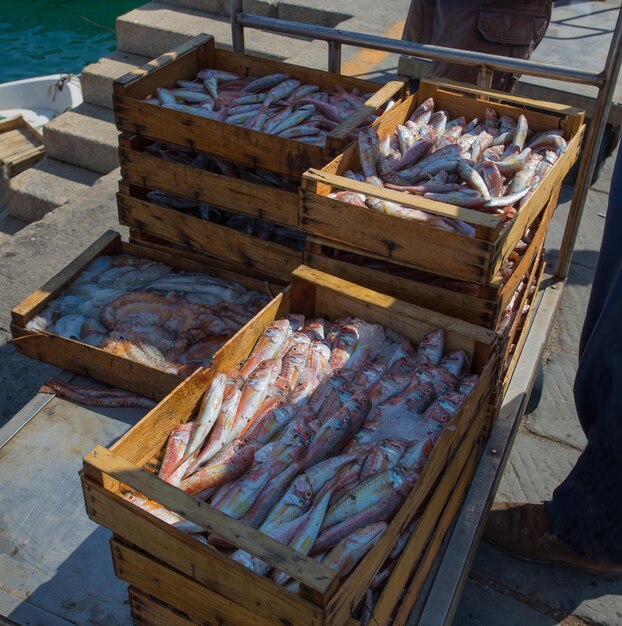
top-left (230, 0), bottom-right (622, 281)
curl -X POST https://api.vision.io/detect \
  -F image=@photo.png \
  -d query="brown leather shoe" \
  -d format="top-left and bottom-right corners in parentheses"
top-left (484, 502), bottom-right (622, 580)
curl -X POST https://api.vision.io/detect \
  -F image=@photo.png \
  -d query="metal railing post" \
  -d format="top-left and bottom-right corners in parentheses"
top-left (555, 10), bottom-right (622, 280)
top-left (328, 41), bottom-right (342, 74)
top-left (476, 65), bottom-right (494, 93)
top-left (230, 0), bottom-right (245, 53)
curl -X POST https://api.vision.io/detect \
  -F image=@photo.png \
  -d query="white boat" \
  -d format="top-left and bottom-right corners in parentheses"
top-left (0, 74), bottom-right (83, 130)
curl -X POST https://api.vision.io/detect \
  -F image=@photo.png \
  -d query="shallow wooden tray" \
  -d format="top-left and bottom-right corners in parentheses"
top-left (10, 230), bottom-right (285, 400)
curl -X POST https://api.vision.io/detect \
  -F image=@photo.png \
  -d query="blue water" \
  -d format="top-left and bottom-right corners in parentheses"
top-left (0, 1), bottom-right (143, 83)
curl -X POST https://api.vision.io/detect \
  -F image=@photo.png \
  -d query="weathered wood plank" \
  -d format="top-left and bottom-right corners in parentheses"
top-left (82, 476), bottom-right (322, 626)
top-left (117, 192), bottom-right (303, 281)
top-left (129, 587), bottom-right (202, 626)
top-left (85, 446), bottom-right (337, 594)
top-left (119, 139), bottom-right (300, 228)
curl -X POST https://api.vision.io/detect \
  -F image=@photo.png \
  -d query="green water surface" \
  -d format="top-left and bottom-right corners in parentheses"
top-left (0, 1), bottom-right (143, 83)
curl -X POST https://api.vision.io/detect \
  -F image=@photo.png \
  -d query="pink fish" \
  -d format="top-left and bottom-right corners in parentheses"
top-left (180, 442), bottom-right (254, 495)
top-left (272, 489), bottom-right (333, 585)
top-left (323, 467), bottom-right (415, 529)
top-left (367, 372), bottom-right (412, 406)
top-left (359, 439), bottom-right (405, 480)
top-left (458, 374), bottom-right (479, 396)
top-left (330, 324), bottom-right (360, 369)
top-left (212, 465), bottom-right (273, 519)
top-left (240, 462), bottom-right (303, 529)
top-left (322, 522), bottom-right (388, 577)
top-left (313, 483), bottom-right (409, 553)
top-left (347, 320), bottom-right (386, 371)
top-left (415, 363), bottom-right (458, 396)
top-left (158, 423), bottom-right (193, 481)
top-left (417, 329), bottom-right (445, 365)
top-left (239, 320), bottom-right (291, 379)
top-left (399, 437), bottom-right (435, 472)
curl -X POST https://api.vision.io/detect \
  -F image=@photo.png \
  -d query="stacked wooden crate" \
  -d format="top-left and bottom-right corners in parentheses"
top-left (2, 33), bottom-right (581, 626)
top-left (82, 266), bottom-right (498, 626)
top-left (300, 80), bottom-right (584, 410)
top-left (113, 33), bottom-right (407, 283)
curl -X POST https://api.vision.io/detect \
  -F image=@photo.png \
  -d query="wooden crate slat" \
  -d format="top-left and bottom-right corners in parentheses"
top-left (117, 192), bottom-right (303, 281)
top-left (118, 139), bottom-right (300, 228)
top-left (112, 539), bottom-right (279, 626)
top-left (85, 445), bottom-right (338, 594)
top-left (0, 115), bottom-right (45, 176)
top-left (129, 587), bottom-right (203, 626)
top-left (392, 443), bottom-right (482, 626)
top-left (82, 475), bottom-right (322, 626)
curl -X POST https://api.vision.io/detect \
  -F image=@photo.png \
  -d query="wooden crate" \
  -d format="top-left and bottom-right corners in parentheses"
top-left (304, 180), bottom-right (556, 330)
top-left (81, 265), bottom-right (498, 626)
top-left (117, 181), bottom-right (304, 283)
top-left (0, 115), bottom-right (44, 177)
top-left (129, 586), bottom-right (206, 626)
top-left (10, 230), bottom-right (285, 400)
top-left (301, 79), bottom-right (584, 285)
top-left (118, 133), bottom-right (300, 230)
top-left (113, 34), bottom-right (407, 179)
top-left (485, 254), bottom-right (546, 429)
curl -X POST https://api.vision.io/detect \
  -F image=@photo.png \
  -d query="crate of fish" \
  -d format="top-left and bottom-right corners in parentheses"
top-left (118, 133), bottom-right (301, 234)
top-left (11, 230), bottom-right (285, 400)
top-left (300, 79), bottom-right (584, 285)
top-left (304, 178), bottom-right (557, 331)
top-left (117, 180), bottom-right (305, 282)
top-left (113, 34), bottom-right (407, 179)
top-left (81, 265), bottom-right (498, 626)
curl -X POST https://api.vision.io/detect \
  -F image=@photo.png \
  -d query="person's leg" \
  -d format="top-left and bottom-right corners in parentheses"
top-left (485, 150), bottom-right (622, 574)
top-left (546, 149), bottom-right (622, 562)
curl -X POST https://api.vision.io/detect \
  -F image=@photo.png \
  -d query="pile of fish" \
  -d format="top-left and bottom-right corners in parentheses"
top-left (146, 69), bottom-right (391, 146)
top-left (124, 314), bottom-right (480, 590)
top-left (142, 141), bottom-right (306, 252)
top-left (27, 254), bottom-right (270, 375)
top-left (332, 97), bottom-right (567, 236)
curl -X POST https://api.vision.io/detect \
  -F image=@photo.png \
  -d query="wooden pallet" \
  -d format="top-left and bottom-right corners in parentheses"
top-left (81, 265), bottom-right (498, 626)
top-left (10, 230), bottom-right (285, 400)
top-left (113, 34), bottom-right (408, 179)
top-left (301, 79), bottom-right (584, 285)
top-left (117, 182), bottom-right (304, 283)
top-left (0, 116), bottom-right (44, 177)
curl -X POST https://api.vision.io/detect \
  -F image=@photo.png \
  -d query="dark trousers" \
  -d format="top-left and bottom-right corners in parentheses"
top-left (547, 148), bottom-right (622, 563)
top-left (403, 0), bottom-right (552, 91)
